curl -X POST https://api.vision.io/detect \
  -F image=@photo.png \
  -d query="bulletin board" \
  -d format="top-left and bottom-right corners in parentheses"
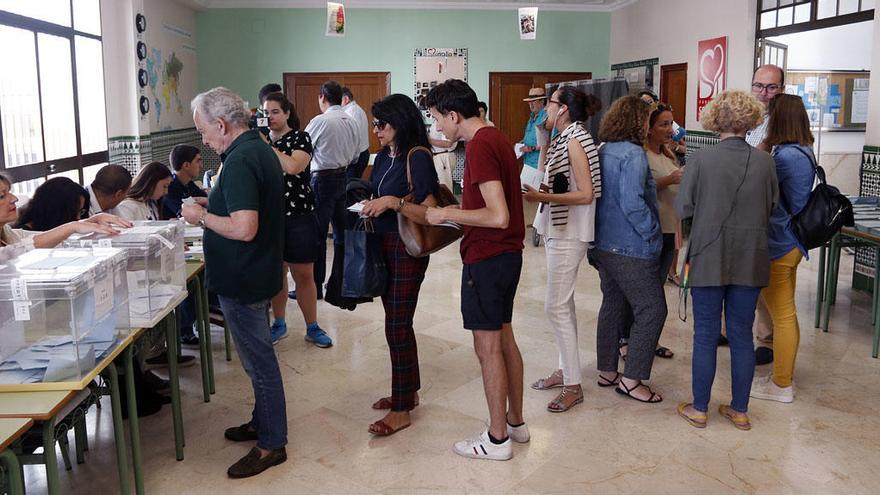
top-left (784, 70), bottom-right (870, 130)
top-left (413, 48), bottom-right (467, 118)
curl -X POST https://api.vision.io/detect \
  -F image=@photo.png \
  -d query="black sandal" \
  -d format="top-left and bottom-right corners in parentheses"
top-left (597, 372), bottom-right (621, 388)
top-left (618, 341), bottom-right (628, 361)
top-left (654, 346), bottom-right (674, 359)
top-left (615, 381), bottom-right (663, 403)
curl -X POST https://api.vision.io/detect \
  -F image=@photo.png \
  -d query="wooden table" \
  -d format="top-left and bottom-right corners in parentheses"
top-left (0, 418), bottom-right (32, 495)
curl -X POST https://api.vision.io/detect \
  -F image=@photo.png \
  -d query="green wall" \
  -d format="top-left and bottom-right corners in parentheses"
top-left (196, 8), bottom-right (610, 105)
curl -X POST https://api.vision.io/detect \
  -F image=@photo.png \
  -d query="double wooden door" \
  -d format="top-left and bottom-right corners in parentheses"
top-left (282, 72), bottom-right (390, 153)
top-left (488, 72), bottom-right (592, 148)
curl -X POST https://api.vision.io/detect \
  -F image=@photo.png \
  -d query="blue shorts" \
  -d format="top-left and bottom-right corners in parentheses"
top-left (461, 252), bottom-right (522, 331)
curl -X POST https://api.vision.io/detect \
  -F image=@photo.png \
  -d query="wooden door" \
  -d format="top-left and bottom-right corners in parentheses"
top-left (489, 72), bottom-right (592, 147)
top-left (660, 64), bottom-right (687, 125)
top-left (282, 72), bottom-right (391, 153)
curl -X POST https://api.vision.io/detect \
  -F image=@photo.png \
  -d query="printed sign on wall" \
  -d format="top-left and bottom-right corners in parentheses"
top-left (696, 36), bottom-right (727, 120)
top-left (326, 2), bottom-right (345, 37)
top-left (518, 8), bottom-right (538, 40)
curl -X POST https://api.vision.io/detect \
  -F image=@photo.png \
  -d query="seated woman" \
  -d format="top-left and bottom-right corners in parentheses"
top-left (114, 162), bottom-right (173, 221)
top-left (14, 177), bottom-right (89, 231)
top-left (361, 93), bottom-right (439, 436)
top-left (0, 174), bottom-right (130, 262)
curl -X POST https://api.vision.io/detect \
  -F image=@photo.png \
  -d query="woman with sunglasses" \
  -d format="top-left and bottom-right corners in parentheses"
top-left (524, 86), bottom-right (601, 413)
top-left (360, 94), bottom-right (439, 436)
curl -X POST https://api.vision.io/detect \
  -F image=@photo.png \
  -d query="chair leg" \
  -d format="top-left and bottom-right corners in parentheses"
top-left (224, 324), bottom-right (232, 362)
top-left (815, 244), bottom-right (826, 328)
top-left (74, 417), bottom-right (87, 464)
top-left (58, 434), bottom-right (72, 472)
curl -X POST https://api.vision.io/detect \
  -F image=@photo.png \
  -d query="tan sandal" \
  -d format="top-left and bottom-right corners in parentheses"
top-left (531, 370), bottom-right (564, 390)
top-left (371, 394), bottom-right (419, 410)
top-left (677, 402), bottom-right (707, 428)
top-left (719, 405), bottom-right (751, 431)
top-left (547, 386), bottom-right (584, 413)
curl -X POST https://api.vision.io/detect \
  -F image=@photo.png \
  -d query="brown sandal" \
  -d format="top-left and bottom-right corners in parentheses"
top-left (677, 402), bottom-right (707, 428)
top-left (719, 405), bottom-right (751, 431)
top-left (531, 370), bottom-right (564, 390)
top-left (371, 395), bottom-right (419, 410)
top-left (368, 419), bottom-right (411, 436)
top-left (547, 386), bottom-right (584, 413)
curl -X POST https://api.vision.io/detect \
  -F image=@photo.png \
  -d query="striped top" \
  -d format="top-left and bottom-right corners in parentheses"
top-left (533, 122), bottom-right (602, 242)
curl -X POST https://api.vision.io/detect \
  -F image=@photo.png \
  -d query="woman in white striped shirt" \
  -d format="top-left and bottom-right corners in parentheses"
top-left (523, 86), bottom-right (602, 413)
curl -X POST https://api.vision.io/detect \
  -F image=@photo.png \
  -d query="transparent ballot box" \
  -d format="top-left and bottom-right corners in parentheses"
top-left (64, 220), bottom-right (186, 326)
top-left (0, 248), bottom-right (130, 388)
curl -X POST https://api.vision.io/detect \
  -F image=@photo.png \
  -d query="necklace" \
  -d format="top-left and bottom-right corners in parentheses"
top-left (377, 154), bottom-right (395, 197)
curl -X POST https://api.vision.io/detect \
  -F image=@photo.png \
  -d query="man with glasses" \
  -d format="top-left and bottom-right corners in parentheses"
top-left (746, 63), bottom-right (785, 366)
top-left (746, 64), bottom-right (785, 148)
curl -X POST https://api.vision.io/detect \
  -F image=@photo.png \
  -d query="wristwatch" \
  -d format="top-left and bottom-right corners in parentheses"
top-left (197, 212), bottom-right (207, 228)
top-left (395, 197), bottom-right (405, 212)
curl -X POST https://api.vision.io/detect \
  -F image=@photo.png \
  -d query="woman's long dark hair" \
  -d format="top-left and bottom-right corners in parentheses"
top-left (371, 94), bottom-right (430, 155)
top-left (15, 177), bottom-right (88, 231)
top-left (127, 162), bottom-right (172, 202)
top-left (263, 92), bottom-right (301, 131)
top-left (556, 86), bottom-right (601, 124)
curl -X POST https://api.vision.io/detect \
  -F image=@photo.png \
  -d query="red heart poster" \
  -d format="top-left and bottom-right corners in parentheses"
top-left (696, 36), bottom-right (727, 121)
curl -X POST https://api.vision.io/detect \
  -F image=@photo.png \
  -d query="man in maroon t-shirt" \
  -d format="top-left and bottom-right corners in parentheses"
top-left (425, 79), bottom-right (527, 461)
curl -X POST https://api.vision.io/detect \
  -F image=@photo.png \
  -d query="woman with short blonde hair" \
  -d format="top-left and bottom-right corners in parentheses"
top-left (675, 90), bottom-right (778, 430)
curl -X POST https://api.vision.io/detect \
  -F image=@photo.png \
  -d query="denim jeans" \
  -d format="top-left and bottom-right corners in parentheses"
top-left (310, 171), bottom-right (348, 289)
top-left (690, 285), bottom-right (760, 414)
top-left (218, 295), bottom-right (287, 450)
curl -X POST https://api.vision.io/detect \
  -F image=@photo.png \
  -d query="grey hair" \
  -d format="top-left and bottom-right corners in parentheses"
top-left (191, 87), bottom-right (249, 128)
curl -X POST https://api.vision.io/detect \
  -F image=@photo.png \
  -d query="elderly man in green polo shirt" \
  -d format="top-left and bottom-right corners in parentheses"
top-left (182, 87), bottom-right (287, 479)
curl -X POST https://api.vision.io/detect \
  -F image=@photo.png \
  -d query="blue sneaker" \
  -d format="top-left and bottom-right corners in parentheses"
top-left (270, 321), bottom-right (288, 345)
top-left (305, 325), bottom-right (333, 348)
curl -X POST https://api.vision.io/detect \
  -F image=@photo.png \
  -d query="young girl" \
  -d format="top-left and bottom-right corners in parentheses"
top-left (114, 162), bottom-right (172, 221)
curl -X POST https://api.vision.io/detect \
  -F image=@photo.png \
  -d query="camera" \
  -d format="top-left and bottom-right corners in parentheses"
top-left (249, 108), bottom-right (270, 136)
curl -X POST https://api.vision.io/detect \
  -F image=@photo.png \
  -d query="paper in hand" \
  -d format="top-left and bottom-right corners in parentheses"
top-left (520, 165), bottom-right (544, 192)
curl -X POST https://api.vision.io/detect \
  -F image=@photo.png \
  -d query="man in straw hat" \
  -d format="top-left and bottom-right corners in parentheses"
top-left (519, 87), bottom-right (548, 170)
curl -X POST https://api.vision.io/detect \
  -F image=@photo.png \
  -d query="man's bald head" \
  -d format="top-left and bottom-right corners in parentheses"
top-left (751, 64), bottom-right (785, 108)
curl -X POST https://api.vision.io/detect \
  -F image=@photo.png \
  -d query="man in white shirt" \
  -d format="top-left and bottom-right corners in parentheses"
top-left (746, 64), bottom-right (784, 148)
top-left (428, 119), bottom-right (457, 190)
top-left (341, 87), bottom-right (371, 180)
top-left (86, 164), bottom-right (132, 216)
top-left (302, 81), bottom-right (360, 299)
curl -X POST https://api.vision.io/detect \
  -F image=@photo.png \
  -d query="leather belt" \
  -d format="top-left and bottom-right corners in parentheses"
top-left (311, 167), bottom-right (347, 177)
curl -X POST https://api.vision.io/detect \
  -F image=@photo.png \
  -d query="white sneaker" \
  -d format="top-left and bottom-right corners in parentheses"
top-left (453, 430), bottom-right (512, 461)
top-left (484, 418), bottom-right (530, 443)
top-left (750, 375), bottom-right (794, 403)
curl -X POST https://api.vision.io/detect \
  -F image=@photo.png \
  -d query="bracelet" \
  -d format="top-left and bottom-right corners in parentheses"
top-left (394, 197), bottom-right (405, 212)
top-left (198, 212), bottom-right (207, 228)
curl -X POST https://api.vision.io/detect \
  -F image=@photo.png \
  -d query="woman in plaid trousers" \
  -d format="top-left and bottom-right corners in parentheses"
top-left (361, 94), bottom-right (440, 436)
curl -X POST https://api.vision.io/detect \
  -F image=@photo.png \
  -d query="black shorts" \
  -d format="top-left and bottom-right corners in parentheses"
top-left (461, 251), bottom-right (523, 331)
top-left (284, 212), bottom-right (321, 264)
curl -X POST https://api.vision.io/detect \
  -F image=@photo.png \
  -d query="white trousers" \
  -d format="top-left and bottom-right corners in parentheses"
top-left (544, 237), bottom-right (590, 385)
top-left (433, 152), bottom-right (455, 191)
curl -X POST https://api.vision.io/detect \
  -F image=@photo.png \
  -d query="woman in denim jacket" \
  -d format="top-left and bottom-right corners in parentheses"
top-left (750, 94), bottom-right (815, 405)
top-left (591, 96), bottom-right (666, 404)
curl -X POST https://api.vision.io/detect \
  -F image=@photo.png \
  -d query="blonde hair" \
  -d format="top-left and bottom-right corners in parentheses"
top-left (700, 90), bottom-right (764, 134)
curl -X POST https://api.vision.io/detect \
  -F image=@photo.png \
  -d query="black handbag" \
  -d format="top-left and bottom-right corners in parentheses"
top-left (342, 218), bottom-right (387, 299)
top-left (782, 148), bottom-right (854, 250)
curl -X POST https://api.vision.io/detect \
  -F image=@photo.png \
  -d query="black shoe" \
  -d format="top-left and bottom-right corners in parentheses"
top-left (227, 447), bottom-right (287, 479)
top-left (145, 352), bottom-right (196, 369)
top-left (180, 335), bottom-right (200, 350)
top-left (143, 370), bottom-right (170, 395)
top-left (755, 346), bottom-right (774, 365)
top-left (287, 287), bottom-right (323, 301)
top-left (718, 335), bottom-right (729, 346)
top-left (225, 423), bottom-right (259, 442)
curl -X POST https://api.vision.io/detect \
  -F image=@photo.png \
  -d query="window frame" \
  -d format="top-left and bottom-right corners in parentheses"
top-left (756, 0), bottom-right (874, 38)
top-left (0, 5), bottom-right (107, 185)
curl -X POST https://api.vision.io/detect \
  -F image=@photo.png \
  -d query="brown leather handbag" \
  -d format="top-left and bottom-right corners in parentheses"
top-left (397, 146), bottom-right (463, 257)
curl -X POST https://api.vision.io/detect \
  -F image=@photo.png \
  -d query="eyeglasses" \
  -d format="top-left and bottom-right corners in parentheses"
top-left (371, 118), bottom-right (388, 130)
top-left (548, 99), bottom-right (562, 106)
top-left (752, 82), bottom-right (781, 94)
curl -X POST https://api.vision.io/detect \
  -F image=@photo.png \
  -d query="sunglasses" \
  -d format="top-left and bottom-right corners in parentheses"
top-left (371, 118), bottom-right (388, 130)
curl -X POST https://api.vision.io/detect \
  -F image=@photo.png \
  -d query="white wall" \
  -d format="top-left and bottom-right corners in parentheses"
top-left (101, 0), bottom-right (140, 138)
top-left (610, 0), bottom-right (757, 131)
top-left (769, 21), bottom-right (873, 71)
top-left (866, 8), bottom-right (880, 146)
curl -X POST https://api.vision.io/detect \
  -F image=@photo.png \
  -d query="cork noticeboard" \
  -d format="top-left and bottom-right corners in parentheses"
top-left (784, 70), bottom-right (869, 131)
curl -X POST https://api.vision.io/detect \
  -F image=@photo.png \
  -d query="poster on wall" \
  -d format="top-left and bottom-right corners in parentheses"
top-left (518, 8), bottom-right (537, 40)
top-left (413, 48), bottom-right (468, 118)
top-left (611, 58), bottom-right (659, 97)
top-left (696, 36), bottom-right (727, 120)
top-left (326, 2), bottom-right (345, 37)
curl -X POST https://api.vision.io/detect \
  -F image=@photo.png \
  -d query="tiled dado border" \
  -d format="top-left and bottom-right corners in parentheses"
top-left (683, 130), bottom-right (720, 157)
top-left (108, 128), bottom-right (221, 176)
top-left (853, 145), bottom-right (880, 292)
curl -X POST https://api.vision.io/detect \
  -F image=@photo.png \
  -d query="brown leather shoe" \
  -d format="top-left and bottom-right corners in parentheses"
top-left (227, 447), bottom-right (287, 478)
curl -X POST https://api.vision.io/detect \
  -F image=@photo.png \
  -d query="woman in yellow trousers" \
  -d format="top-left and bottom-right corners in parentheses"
top-left (750, 94), bottom-right (817, 404)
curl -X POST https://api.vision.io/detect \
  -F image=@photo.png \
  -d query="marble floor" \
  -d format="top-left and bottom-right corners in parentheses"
top-left (24, 237), bottom-right (880, 494)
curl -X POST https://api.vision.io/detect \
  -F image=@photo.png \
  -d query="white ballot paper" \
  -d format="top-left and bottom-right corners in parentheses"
top-left (520, 166), bottom-right (544, 192)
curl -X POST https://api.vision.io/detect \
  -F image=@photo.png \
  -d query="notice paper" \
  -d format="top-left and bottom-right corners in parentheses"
top-left (851, 90), bottom-right (869, 124)
top-left (520, 165), bottom-right (544, 192)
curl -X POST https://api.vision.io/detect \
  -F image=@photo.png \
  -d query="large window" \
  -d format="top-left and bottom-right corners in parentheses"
top-left (0, 0), bottom-right (107, 192)
top-left (758, 0), bottom-right (874, 36)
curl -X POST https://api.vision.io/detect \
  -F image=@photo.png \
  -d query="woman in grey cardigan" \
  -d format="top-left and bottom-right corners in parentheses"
top-left (674, 90), bottom-right (778, 431)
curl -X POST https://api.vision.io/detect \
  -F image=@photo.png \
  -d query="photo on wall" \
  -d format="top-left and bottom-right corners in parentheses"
top-left (413, 48), bottom-right (468, 118)
top-left (518, 7), bottom-right (538, 40)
